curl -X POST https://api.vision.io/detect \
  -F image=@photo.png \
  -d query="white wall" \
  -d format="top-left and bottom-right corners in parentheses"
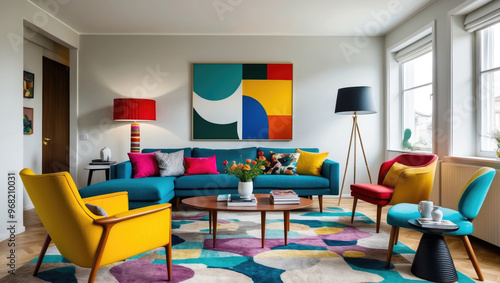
top-left (77, 35), bottom-right (385, 193)
top-left (22, 30), bottom-right (70, 211)
top-left (0, 0), bottom-right (79, 241)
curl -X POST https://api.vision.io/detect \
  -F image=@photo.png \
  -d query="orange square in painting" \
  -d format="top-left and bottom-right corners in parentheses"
top-left (268, 115), bottom-right (292, 139)
top-left (267, 64), bottom-right (292, 80)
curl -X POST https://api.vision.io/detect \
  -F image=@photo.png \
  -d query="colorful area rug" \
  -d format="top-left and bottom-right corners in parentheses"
top-left (3, 207), bottom-right (474, 282)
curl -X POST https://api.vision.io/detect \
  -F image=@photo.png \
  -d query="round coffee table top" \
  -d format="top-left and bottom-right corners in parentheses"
top-left (182, 194), bottom-right (314, 212)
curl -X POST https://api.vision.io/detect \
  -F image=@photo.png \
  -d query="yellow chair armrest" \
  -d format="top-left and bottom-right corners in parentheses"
top-left (83, 192), bottom-right (129, 216)
top-left (94, 203), bottom-right (172, 226)
top-left (389, 162), bottom-right (437, 205)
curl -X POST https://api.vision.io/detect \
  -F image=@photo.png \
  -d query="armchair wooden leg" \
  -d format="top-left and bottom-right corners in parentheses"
top-left (165, 242), bottom-right (172, 281)
top-left (351, 198), bottom-right (358, 223)
top-left (385, 226), bottom-right (399, 268)
top-left (33, 233), bottom-right (51, 276)
top-left (89, 226), bottom-right (112, 283)
top-left (318, 195), bottom-right (323, 213)
top-left (376, 205), bottom-right (382, 233)
top-left (461, 235), bottom-right (484, 281)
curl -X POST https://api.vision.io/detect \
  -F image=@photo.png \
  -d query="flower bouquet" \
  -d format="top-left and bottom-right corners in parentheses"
top-left (223, 151), bottom-right (269, 182)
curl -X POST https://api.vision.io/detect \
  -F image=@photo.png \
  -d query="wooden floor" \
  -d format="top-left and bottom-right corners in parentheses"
top-left (1, 197), bottom-right (500, 282)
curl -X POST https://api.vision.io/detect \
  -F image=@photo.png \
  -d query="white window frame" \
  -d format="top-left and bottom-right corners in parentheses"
top-left (399, 51), bottom-right (433, 152)
top-left (476, 22), bottom-right (500, 157)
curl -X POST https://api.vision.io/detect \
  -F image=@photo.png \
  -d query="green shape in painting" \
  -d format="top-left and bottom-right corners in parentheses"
top-left (193, 64), bottom-right (242, 101)
top-left (243, 64), bottom-right (267, 79)
top-left (193, 109), bottom-right (239, 139)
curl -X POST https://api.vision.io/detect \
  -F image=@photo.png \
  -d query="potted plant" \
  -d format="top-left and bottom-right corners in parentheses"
top-left (223, 151), bottom-right (269, 198)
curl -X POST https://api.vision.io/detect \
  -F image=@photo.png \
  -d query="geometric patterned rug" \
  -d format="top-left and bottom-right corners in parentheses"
top-left (1, 207), bottom-right (474, 282)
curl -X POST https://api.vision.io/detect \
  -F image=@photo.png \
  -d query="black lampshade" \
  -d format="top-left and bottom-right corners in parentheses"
top-left (335, 86), bottom-right (377, 115)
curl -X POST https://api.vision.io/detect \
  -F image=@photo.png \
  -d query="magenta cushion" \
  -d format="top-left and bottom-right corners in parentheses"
top-left (184, 155), bottom-right (220, 175)
top-left (128, 151), bottom-right (160, 178)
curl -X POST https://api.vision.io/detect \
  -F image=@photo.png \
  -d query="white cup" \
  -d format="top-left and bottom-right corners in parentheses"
top-left (418, 200), bottom-right (433, 219)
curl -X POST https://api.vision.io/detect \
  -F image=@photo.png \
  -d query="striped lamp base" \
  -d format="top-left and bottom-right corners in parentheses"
top-left (131, 123), bottom-right (140, 153)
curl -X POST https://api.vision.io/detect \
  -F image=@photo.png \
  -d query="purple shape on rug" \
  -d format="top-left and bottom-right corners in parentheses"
top-left (110, 259), bottom-right (194, 283)
top-left (319, 226), bottom-right (372, 241)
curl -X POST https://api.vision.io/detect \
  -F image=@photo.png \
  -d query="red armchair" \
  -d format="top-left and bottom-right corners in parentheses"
top-left (350, 153), bottom-right (438, 232)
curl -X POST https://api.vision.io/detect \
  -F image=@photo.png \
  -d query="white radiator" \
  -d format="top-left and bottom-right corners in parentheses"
top-left (441, 163), bottom-right (500, 246)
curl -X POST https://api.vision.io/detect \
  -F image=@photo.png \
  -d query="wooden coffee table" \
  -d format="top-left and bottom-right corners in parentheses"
top-left (182, 194), bottom-right (314, 248)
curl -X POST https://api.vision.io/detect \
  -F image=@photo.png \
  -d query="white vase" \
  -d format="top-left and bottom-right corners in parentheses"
top-left (431, 206), bottom-right (443, 223)
top-left (238, 181), bottom-right (253, 198)
top-left (100, 147), bottom-right (111, 161)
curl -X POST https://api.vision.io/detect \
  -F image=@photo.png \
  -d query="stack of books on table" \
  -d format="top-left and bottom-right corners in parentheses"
top-left (416, 218), bottom-right (458, 229)
top-left (270, 190), bottom-right (300, 204)
top-left (227, 194), bottom-right (257, 206)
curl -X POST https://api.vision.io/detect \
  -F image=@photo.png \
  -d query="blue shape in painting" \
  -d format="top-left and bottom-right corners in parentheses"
top-left (193, 64), bottom-right (242, 101)
top-left (242, 96), bottom-right (268, 139)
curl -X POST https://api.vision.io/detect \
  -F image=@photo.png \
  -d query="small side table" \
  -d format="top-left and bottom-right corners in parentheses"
top-left (408, 219), bottom-right (459, 283)
top-left (84, 164), bottom-right (112, 186)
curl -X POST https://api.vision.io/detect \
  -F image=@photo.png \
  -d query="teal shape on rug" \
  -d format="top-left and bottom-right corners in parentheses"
top-left (200, 249), bottom-right (244, 258)
top-left (205, 234), bottom-right (258, 239)
top-left (30, 255), bottom-right (70, 263)
top-left (37, 266), bottom-right (76, 283)
top-left (172, 220), bottom-right (195, 229)
top-left (323, 239), bottom-right (357, 246)
top-left (345, 257), bottom-right (422, 282)
top-left (264, 229), bottom-right (301, 239)
top-left (392, 243), bottom-right (415, 254)
top-left (325, 207), bottom-right (344, 211)
top-left (290, 219), bottom-right (348, 228)
top-left (224, 259), bottom-right (284, 282)
top-left (172, 241), bottom-right (204, 249)
top-left (272, 243), bottom-right (327, 251)
top-left (165, 256), bottom-right (249, 268)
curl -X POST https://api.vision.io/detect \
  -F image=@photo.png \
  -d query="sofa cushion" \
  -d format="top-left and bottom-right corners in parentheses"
top-left (128, 151), bottom-right (160, 178)
top-left (184, 156), bottom-right (220, 175)
top-left (79, 177), bottom-right (175, 201)
top-left (296, 149), bottom-right (329, 176)
top-left (267, 152), bottom-right (300, 175)
top-left (175, 174), bottom-right (239, 189)
top-left (192, 147), bottom-right (257, 174)
top-left (253, 174), bottom-right (329, 189)
top-left (258, 147), bottom-right (319, 163)
top-left (143, 147), bottom-right (192, 157)
top-left (155, 150), bottom-right (185, 177)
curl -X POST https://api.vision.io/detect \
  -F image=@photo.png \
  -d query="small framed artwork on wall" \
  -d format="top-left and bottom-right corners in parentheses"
top-left (23, 71), bottom-right (34, 98)
top-left (23, 107), bottom-right (33, 135)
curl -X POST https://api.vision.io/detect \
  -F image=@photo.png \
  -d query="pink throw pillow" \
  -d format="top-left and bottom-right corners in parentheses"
top-left (128, 151), bottom-right (160, 178)
top-left (184, 155), bottom-right (220, 175)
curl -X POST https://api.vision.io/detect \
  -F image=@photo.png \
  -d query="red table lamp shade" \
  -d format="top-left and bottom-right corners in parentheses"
top-left (113, 98), bottom-right (156, 121)
top-left (113, 98), bottom-right (156, 153)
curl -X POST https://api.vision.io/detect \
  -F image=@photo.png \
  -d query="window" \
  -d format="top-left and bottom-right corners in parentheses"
top-left (400, 51), bottom-right (433, 151)
top-left (478, 22), bottom-right (500, 154)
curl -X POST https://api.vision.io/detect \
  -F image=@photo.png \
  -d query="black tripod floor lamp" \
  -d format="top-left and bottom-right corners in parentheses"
top-left (335, 86), bottom-right (377, 205)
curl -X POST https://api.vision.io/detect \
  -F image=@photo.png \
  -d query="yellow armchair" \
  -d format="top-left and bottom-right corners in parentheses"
top-left (19, 169), bottom-right (172, 283)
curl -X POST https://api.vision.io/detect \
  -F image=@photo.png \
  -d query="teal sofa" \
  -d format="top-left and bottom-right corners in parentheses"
top-left (79, 147), bottom-right (339, 210)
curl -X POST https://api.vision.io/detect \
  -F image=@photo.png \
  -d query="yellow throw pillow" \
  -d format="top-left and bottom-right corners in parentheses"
top-left (295, 149), bottom-right (329, 176)
top-left (382, 162), bottom-right (411, 188)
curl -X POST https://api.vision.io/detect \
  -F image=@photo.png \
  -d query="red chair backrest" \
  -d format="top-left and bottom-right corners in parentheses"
top-left (377, 154), bottom-right (438, 185)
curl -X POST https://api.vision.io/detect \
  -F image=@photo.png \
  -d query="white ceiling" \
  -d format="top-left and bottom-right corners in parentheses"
top-left (29, 0), bottom-right (434, 36)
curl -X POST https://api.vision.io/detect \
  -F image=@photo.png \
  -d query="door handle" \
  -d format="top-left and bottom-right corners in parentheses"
top-left (43, 137), bottom-right (51, 146)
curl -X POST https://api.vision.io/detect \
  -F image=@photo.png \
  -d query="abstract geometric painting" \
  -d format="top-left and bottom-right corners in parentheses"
top-left (192, 63), bottom-right (293, 140)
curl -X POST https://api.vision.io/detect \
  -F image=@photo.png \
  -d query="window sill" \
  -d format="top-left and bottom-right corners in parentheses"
top-left (443, 156), bottom-right (500, 169)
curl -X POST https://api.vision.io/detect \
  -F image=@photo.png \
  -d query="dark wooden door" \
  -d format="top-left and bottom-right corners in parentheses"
top-left (42, 57), bottom-right (69, 173)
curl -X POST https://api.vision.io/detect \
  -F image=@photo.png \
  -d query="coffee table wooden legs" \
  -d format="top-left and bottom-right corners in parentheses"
top-left (209, 210), bottom-right (291, 248)
top-left (261, 212), bottom-right (266, 248)
top-left (212, 210), bottom-right (218, 248)
top-left (284, 210), bottom-right (290, 245)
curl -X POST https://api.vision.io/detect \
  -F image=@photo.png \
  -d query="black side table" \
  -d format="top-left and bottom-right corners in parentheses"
top-left (84, 165), bottom-right (111, 186)
top-left (408, 219), bottom-right (459, 283)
